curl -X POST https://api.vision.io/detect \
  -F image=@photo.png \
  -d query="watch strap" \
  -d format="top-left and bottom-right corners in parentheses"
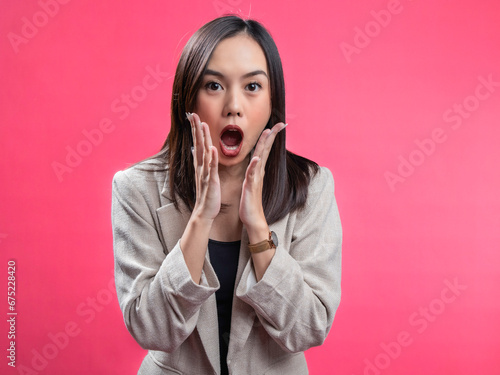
top-left (248, 232), bottom-right (276, 253)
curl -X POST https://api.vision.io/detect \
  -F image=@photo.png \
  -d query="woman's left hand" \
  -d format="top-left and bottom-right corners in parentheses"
top-left (239, 122), bottom-right (287, 241)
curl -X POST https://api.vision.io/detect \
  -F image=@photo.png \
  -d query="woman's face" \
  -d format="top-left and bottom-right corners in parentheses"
top-left (195, 34), bottom-right (272, 168)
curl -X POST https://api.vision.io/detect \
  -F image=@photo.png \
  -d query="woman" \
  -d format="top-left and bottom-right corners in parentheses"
top-left (112, 15), bottom-right (342, 375)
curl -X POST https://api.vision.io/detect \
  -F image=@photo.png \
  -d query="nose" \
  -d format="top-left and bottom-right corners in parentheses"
top-left (224, 88), bottom-right (242, 117)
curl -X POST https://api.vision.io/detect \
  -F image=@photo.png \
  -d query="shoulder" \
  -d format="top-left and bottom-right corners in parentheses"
top-left (112, 158), bottom-right (169, 202)
top-left (308, 166), bottom-right (335, 195)
top-left (113, 158), bottom-right (168, 183)
top-left (296, 166), bottom-right (336, 218)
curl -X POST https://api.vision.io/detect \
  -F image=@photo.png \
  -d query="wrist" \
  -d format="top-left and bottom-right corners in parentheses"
top-left (246, 220), bottom-right (269, 245)
top-left (180, 213), bottom-right (213, 256)
top-left (191, 207), bottom-right (216, 226)
top-left (190, 212), bottom-right (215, 229)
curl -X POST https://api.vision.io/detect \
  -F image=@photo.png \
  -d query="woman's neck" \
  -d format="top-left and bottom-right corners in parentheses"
top-left (217, 157), bottom-right (248, 214)
top-left (218, 156), bottom-right (249, 186)
top-left (210, 158), bottom-right (248, 242)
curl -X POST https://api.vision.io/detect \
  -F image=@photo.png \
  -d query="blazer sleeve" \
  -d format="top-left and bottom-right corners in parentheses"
top-left (111, 169), bottom-right (219, 352)
top-left (236, 167), bottom-right (342, 353)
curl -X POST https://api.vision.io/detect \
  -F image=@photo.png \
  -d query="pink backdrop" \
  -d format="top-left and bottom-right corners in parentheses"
top-left (1, 0), bottom-right (499, 374)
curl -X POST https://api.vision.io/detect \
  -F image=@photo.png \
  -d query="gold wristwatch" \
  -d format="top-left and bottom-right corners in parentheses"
top-left (248, 231), bottom-right (278, 253)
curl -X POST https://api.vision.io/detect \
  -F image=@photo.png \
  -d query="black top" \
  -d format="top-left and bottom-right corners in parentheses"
top-left (208, 239), bottom-right (240, 375)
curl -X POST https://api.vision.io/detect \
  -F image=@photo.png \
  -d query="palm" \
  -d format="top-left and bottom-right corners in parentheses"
top-left (239, 122), bottom-right (287, 227)
top-left (187, 112), bottom-right (221, 221)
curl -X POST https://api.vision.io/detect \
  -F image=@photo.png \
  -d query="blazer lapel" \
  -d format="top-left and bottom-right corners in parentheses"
top-left (157, 176), bottom-right (191, 252)
top-left (157, 179), bottom-right (221, 374)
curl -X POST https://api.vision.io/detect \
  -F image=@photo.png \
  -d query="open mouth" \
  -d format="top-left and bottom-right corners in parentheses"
top-left (219, 125), bottom-right (244, 157)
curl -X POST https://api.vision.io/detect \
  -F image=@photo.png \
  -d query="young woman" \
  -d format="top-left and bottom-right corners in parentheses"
top-left (112, 15), bottom-right (342, 375)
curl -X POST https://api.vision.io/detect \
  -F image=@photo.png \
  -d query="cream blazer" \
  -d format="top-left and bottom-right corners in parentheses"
top-left (111, 160), bottom-right (342, 375)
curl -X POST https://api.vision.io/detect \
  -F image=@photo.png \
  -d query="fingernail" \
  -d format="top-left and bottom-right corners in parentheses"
top-left (185, 112), bottom-right (192, 120)
top-left (191, 146), bottom-right (194, 153)
top-left (280, 123), bottom-right (288, 132)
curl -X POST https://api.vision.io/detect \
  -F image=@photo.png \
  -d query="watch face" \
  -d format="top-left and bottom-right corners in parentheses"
top-left (270, 231), bottom-right (278, 247)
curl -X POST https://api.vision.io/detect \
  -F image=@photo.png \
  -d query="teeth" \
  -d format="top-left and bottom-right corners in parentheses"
top-left (223, 144), bottom-right (238, 150)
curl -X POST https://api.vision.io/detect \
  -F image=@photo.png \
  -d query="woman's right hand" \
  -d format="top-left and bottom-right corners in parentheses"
top-left (180, 112), bottom-right (220, 284)
top-left (187, 112), bottom-right (221, 222)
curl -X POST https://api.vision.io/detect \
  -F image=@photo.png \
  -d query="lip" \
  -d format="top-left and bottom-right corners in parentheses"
top-left (219, 125), bottom-right (244, 157)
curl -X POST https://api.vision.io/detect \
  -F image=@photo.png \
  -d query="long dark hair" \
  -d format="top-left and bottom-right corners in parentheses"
top-left (143, 15), bottom-right (318, 224)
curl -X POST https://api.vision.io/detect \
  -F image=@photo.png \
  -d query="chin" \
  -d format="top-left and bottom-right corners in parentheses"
top-left (217, 150), bottom-right (251, 168)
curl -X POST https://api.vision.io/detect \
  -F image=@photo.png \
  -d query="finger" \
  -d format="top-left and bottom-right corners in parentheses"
top-left (202, 122), bottom-right (213, 154)
top-left (258, 122), bottom-right (287, 166)
top-left (186, 112), bottom-right (199, 141)
top-left (269, 122), bottom-right (287, 136)
top-left (202, 123), bottom-right (212, 176)
top-left (186, 112), bottom-right (201, 166)
top-left (265, 122), bottom-right (287, 147)
top-left (191, 113), bottom-right (204, 167)
top-left (252, 122), bottom-right (284, 162)
top-left (245, 155), bottom-right (261, 182)
top-left (186, 111), bottom-right (194, 127)
top-left (210, 146), bottom-right (219, 181)
top-left (186, 113), bottom-right (197, 166)
top-left (254, 122), bottom-right (286, 156)
top-left (252, 129), bottom-right (272, 160)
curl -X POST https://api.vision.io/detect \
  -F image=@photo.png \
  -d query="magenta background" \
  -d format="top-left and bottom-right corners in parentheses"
top-left (1, 0), bottom-right (500, 374)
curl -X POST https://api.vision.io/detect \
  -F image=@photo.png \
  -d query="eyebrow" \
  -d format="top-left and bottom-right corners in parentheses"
top-left (204, 69), bottom-right (269, 80)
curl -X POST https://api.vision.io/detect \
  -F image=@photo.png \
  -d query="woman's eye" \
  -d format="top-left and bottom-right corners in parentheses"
top-left (206, 82), bottom-right (222, 91)
top-left (246, 82), bottom-right (262, 92)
